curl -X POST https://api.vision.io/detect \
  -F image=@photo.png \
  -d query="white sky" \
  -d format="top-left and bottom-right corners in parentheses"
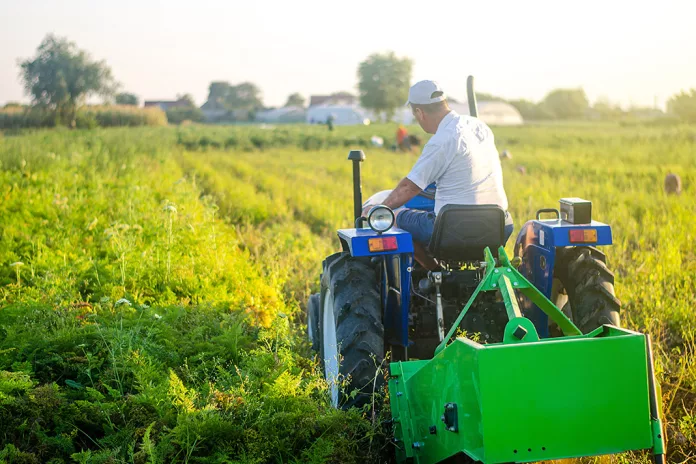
top-left (1, 0), bottom-right (695, 109)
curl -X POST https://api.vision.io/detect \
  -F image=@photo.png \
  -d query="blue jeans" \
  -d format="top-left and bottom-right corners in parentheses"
top-left (396, 209), bottom-right (514, 245)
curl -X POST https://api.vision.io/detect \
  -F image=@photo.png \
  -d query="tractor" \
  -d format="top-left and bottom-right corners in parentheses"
top-left (306, 78), bottom-right (665, 464)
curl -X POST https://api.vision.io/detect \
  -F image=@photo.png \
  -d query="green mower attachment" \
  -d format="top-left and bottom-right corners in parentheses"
top-left (388, 247), bottom-right (665, 464)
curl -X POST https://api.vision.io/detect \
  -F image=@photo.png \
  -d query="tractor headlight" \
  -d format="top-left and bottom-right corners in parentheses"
top-left (367, 205), bottom-right (395, 234)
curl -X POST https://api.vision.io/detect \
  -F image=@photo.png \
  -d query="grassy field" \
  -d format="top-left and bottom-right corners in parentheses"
top-left (0, 123), bottom-right (694, 463)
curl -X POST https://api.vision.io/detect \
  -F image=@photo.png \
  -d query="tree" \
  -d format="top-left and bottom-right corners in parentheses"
top-left (667, 89), bottom-right (696, 122)
top-left (331, 91), bottom-right (355, 99)
top-left (206, 81), bottom-right (232, 110)
top-left (203, 81), bottom-right (263, 111)
top-left (115, 92), bottom-right (138, 106)
top-left (176, 93), bottom-right (196, 108)
top-left (592, 97), bottom-right (624, 120)
top-left (227, 82), bottom-right (263, 110)
top-left (508, 99), bottom-right (553, 120)
top-left (475, 92), bottom-right (505, 102)
top-left (540, 88), bottom-right (589, 119)
top-left (166, 106), bottom-right (204, 124)
top-left (358, 52), bottom-right (413, 121)
top-left (18, 34), bottom-right (116, 127)
top-left (284, 93), bottom-right (305, 107)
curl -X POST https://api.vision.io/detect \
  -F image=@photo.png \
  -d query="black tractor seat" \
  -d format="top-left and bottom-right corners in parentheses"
top-left (427, 204), bottom-right (506, 262)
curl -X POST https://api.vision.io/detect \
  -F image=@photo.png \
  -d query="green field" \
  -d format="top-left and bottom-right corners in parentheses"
top-left (0, 123), bottom-right (694, 463)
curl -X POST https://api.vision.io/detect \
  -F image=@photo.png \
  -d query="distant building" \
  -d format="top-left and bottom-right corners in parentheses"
top-left (143, 99), bottom-right (190, 111)
top-left (451, 101), bottom-right (524, 126)
top-left (306, 105), bottom-right (370, 126)
top-left (308, 94), bottom-right (357, 107)
top-left (256, 106), bottom-right (306, 123)
top-left (388, 101), bottom-right (524, 126)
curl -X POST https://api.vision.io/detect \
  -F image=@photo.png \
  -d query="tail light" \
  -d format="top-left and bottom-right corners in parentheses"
top-left (368, 236), bottom-right (398, 252)
top-left (569, 229), bottom-right (597, 243)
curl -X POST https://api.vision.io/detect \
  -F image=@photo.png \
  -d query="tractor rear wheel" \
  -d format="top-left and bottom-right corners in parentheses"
top-left (320, 253), bottom-right (384, 409)
top-left (306, 293), bottom-right (320, 352)
top-left (553, 247), bottom-right (621, 334)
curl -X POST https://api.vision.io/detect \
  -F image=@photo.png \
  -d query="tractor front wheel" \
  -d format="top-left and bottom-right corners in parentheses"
top-left (553, 247), bottom-right (621, 334)
top-left (320, 253), bottom-right (384, 409)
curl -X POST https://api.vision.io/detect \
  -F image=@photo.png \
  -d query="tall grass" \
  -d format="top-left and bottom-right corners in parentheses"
top-left (0, 105), bottom-right (167, 129)
top-left (0, 128), bottom-right (387, 463)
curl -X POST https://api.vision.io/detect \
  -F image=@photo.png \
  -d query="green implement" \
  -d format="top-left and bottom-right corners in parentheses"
top-left (388, 247), bottom-right (665, 464)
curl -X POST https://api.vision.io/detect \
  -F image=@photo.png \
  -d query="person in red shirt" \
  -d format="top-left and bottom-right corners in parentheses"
top-left (396, 125), bottom-right (411, 152)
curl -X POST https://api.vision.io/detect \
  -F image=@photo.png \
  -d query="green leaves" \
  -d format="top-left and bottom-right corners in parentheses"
top-left (358, 51), bottom-right (413, 121)
top-left (64, 379), bottom-right (83, 389)
top-left (18, 34), bottom-right (117, 126)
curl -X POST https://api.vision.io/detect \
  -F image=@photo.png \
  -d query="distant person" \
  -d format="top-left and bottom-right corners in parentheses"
top-left (326, 114), bottom-right (335, 131)
top-left (363, 80), bottom-right (511, 269)
top-left (396, 124), bottom-right (411, 152)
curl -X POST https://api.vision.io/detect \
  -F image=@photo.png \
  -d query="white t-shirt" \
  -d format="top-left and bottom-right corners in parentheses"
top-left (406, 111), bottom-right (509, 215)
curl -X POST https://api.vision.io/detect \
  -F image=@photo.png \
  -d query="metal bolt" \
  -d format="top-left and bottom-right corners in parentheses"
top-left (441, 415), bottom-right (446, 422)
top-left (507, 268), bottom-right (512, 273)
top-left (446, 403), bottom-right (454, 410)
top-left (397, 392), bottom-right (403, 397)
top-left (494, 269), bottom-right (499, 274)
top-left (492, 283), bottom-right (497, 287)
top-left (448, 426), bottom-right (456, 432)
top-left (412, 442), bottom-right (423, 449)
top-left (513, 282), bottom-right (518, 286)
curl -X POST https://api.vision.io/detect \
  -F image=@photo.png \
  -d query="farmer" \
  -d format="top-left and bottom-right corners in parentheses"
top-left (363, 80), bottom-right (511, 269)
top-left (396, 124), bottom-right (411, 152)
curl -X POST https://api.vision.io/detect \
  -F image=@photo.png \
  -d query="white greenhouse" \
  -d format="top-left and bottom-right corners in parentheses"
top-left (386, 101), bottom-right (524, 126)
top-left (306, 105), bottom-right (371, 126)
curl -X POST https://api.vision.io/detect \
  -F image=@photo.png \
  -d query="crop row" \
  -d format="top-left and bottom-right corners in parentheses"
top-left (0, 129), bottom-right (384, 463)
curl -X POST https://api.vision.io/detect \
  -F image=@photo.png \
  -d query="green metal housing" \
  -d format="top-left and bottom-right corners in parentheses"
top-left (388, 247), bottom-right (665, 464)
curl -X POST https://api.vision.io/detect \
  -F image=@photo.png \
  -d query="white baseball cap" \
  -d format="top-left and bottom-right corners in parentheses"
top-left (406, 80), bottom-right (447, 106)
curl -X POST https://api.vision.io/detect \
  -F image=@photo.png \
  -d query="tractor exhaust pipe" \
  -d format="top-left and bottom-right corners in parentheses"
top-left (467, 75), bottom-right (478, 118)
top-left (348, 150), bottom-right (366, 223)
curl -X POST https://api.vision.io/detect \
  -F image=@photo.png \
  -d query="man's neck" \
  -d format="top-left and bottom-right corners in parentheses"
top-left (429, 110), bottom-right (451, 133)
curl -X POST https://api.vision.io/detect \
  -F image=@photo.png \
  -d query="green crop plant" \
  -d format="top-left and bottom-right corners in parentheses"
top-left (0, 122), bottom-right (694, 462)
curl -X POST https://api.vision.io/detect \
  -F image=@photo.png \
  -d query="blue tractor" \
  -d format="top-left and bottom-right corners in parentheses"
top-left (307, 79), bottom-right (621, 410)
top-left (307, 155), bottom-right (621, 407)
top-left (304, 80), bottom-right (665, 464)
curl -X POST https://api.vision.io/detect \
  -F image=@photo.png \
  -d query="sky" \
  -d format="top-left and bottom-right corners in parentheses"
top-left (1, 0), bottom-right (695, 109)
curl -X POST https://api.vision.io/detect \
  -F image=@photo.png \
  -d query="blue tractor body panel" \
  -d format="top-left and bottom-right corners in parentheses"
top-left (403, 183), bottom-right (436, 212)
top-left (514, 219), bottom-right (612, 337)
top-left (337, 228), bottom-right (414, 257)
top-left (403, 195), bottom-right (435, 212)
top-left (338, 227), bottom-right (414, 347)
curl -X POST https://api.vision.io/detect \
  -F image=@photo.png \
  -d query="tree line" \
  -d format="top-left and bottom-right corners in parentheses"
top-left (6, 34), bottom-right (696, 126)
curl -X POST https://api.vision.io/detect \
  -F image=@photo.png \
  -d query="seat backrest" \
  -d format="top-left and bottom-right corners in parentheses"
top-left (428, 204), bottom-right (505, 262)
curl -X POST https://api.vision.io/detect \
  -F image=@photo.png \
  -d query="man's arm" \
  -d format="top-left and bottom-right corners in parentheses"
top-left (362, 177), bottom-right (421, 216)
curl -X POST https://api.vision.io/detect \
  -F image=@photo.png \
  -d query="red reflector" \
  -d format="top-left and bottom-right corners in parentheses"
top-left (368, 236), bottom-right (398, 252)
top-left (569, 229), bottom-right (597, 243)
